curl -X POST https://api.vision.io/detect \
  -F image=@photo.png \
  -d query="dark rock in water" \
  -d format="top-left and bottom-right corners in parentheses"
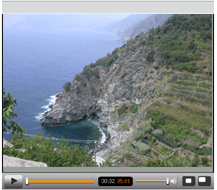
top-left (49, 104), bottom-right (53, 109)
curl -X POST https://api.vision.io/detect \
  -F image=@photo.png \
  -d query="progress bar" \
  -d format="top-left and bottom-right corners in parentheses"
top-left (26, 178), bottom-right (94, 185)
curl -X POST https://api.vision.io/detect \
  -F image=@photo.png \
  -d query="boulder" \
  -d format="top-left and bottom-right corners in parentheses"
top-left (3, 155), bottom-right (48, 167)
top-left (3, 139), bottom-right (13, 148)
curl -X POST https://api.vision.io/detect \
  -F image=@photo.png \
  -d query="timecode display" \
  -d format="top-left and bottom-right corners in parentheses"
top-left (98, 177), bottom-right (133, 186)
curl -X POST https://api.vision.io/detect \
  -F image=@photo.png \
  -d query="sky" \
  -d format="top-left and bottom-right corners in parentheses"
top-left (3, 14), bottom-right (131, 29)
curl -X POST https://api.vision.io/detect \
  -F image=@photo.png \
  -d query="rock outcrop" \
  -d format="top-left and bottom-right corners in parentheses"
top-left (3, 139), bottom-right (13, 148)
top-left (3, 139), bottom-right (47, 167)
top-left (3, 155), bottom-right (47, 167)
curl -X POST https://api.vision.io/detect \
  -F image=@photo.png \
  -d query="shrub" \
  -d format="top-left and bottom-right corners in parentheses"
top-left (4, 133), bottom-right (96, 167)
top-left (63, 82), bottom-right (71, 93)
top-left (146, 49), bottom-right (155, 62)
top-left (155, 129), bottom-right (163, 136)
top-left (117, 103), bottom-right (128, 116)
top-left (3, 88), bottom-right (26, 135)
top-left (166, 76), bottom-right (172, 83)
top-left (191, 154), bottom-right (200, 167)
top-left (201, 157), bottom-right (209, 166)
top-left (130, 102), bottom-right (138, 113)
top-left (76, 86), bottom-right (81, 94)
top-left (146, 108), bottom-right (166, 129)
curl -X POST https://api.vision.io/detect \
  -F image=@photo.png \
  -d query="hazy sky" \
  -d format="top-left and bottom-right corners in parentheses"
top-left (3, 14), bottom-right (28, 28)
top-left (3, 14), bottom-right (131, 29)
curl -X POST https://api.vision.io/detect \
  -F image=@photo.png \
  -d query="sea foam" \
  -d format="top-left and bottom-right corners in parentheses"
top-left (35, 92), bottom-right (60, 121)
top-left (90, 120), bottom-right (106, 145)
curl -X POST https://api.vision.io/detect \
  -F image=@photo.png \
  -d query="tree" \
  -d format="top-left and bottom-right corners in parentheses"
top-left (191, 154), bottom-right (200, 167)
top-left (3, 88), bottom-right (26, 135)
top-left (63, 82), bottom-right (71, 93)
top-left (201, 157), bottom-right (209, 166)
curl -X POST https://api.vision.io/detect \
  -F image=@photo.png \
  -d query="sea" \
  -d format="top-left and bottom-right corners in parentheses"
top-left (3, 28), bottom-right (124, 148)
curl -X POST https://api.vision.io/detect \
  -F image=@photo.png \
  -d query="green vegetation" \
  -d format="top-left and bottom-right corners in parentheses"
top-left (4, 133), bottom-right (96, 167)
top-left (130, 102), bottom-right (139, 113)
top-left (76, 86), bottom-right (81, 94)
top-left (117, 102), bottom-right (139, 116)
top-left (146, 102), bottom-right (211, 146)
top-left (63, 82), bottom-right (71, 93)
top-left (196, 88), bottom-right (212, 94)
top-left (3, 88), bottom-right (26, 135)
top-left (117, 123), bottom-right (129, 132)
top-left (172, 81), bottom-right (197, 86)
top-left (117, 103), bottom-right (128, 116)
top-left (191, 154), bottom-right (200, 167)
top-left (81, 65), bottom-right (100, 80)
top-left (183, 144), bottom-right (212, 155)
top-left (194, 93), bottom-right (212, 101)
top-left (201, 157), bottom-right (209, 166)
top-left (144, 155), bottom-right (192, 167)
top-left (171, 85), bottom-right (193, 91)
top-left (89, 48), bottom-right (119, 68)
top-left (146, 49), bottom-right (155, 62)
top-left (82, 82), bottom-right (87, 87)
top-left (199, 82), bottom-right (212, 90)
top-left (135, 141), bottom-right (150, 155)
top-left (148, 14), bottom-right (212, 74)
top-left (170, 86), bottom-right (191, 95)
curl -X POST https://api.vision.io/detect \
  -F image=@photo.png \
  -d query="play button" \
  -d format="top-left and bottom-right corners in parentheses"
top-left (5, 175), bottom-right (23, 188)
top-left (11, 178), bottom-right (17, 185)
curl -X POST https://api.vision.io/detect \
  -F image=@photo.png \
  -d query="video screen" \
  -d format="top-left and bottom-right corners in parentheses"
top-left (3, 14), bottom-right (213, 169)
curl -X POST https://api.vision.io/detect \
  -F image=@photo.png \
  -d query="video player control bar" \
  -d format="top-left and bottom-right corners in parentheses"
top-left (2, 173), bottom-right (214, 189)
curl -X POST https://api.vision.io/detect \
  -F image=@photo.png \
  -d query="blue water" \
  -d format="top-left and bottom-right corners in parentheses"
top-left (3, 28), bottom-right (123, 147)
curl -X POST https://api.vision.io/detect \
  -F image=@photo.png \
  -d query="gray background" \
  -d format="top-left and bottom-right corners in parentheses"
top-left (3, 1), bottom-right (214, 13)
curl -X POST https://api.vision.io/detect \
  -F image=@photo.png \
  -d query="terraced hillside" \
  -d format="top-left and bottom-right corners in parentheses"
top-left (100, 15), bottom-right (213, 167)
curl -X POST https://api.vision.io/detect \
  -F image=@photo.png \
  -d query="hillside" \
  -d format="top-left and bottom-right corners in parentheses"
top-left (118, 14), bottom-right (171, 42)
top-left (104, 14), bottom-right (152, 34)
top-left (41, 14), bottom-right (212, 167)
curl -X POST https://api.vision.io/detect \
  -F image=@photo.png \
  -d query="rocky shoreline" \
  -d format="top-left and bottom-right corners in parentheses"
top-left (40, 95), bottom-right (114, 157)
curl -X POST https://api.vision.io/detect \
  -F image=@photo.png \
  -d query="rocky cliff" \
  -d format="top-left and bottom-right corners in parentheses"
top-left (41, 33), bottom-right (162, 150)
